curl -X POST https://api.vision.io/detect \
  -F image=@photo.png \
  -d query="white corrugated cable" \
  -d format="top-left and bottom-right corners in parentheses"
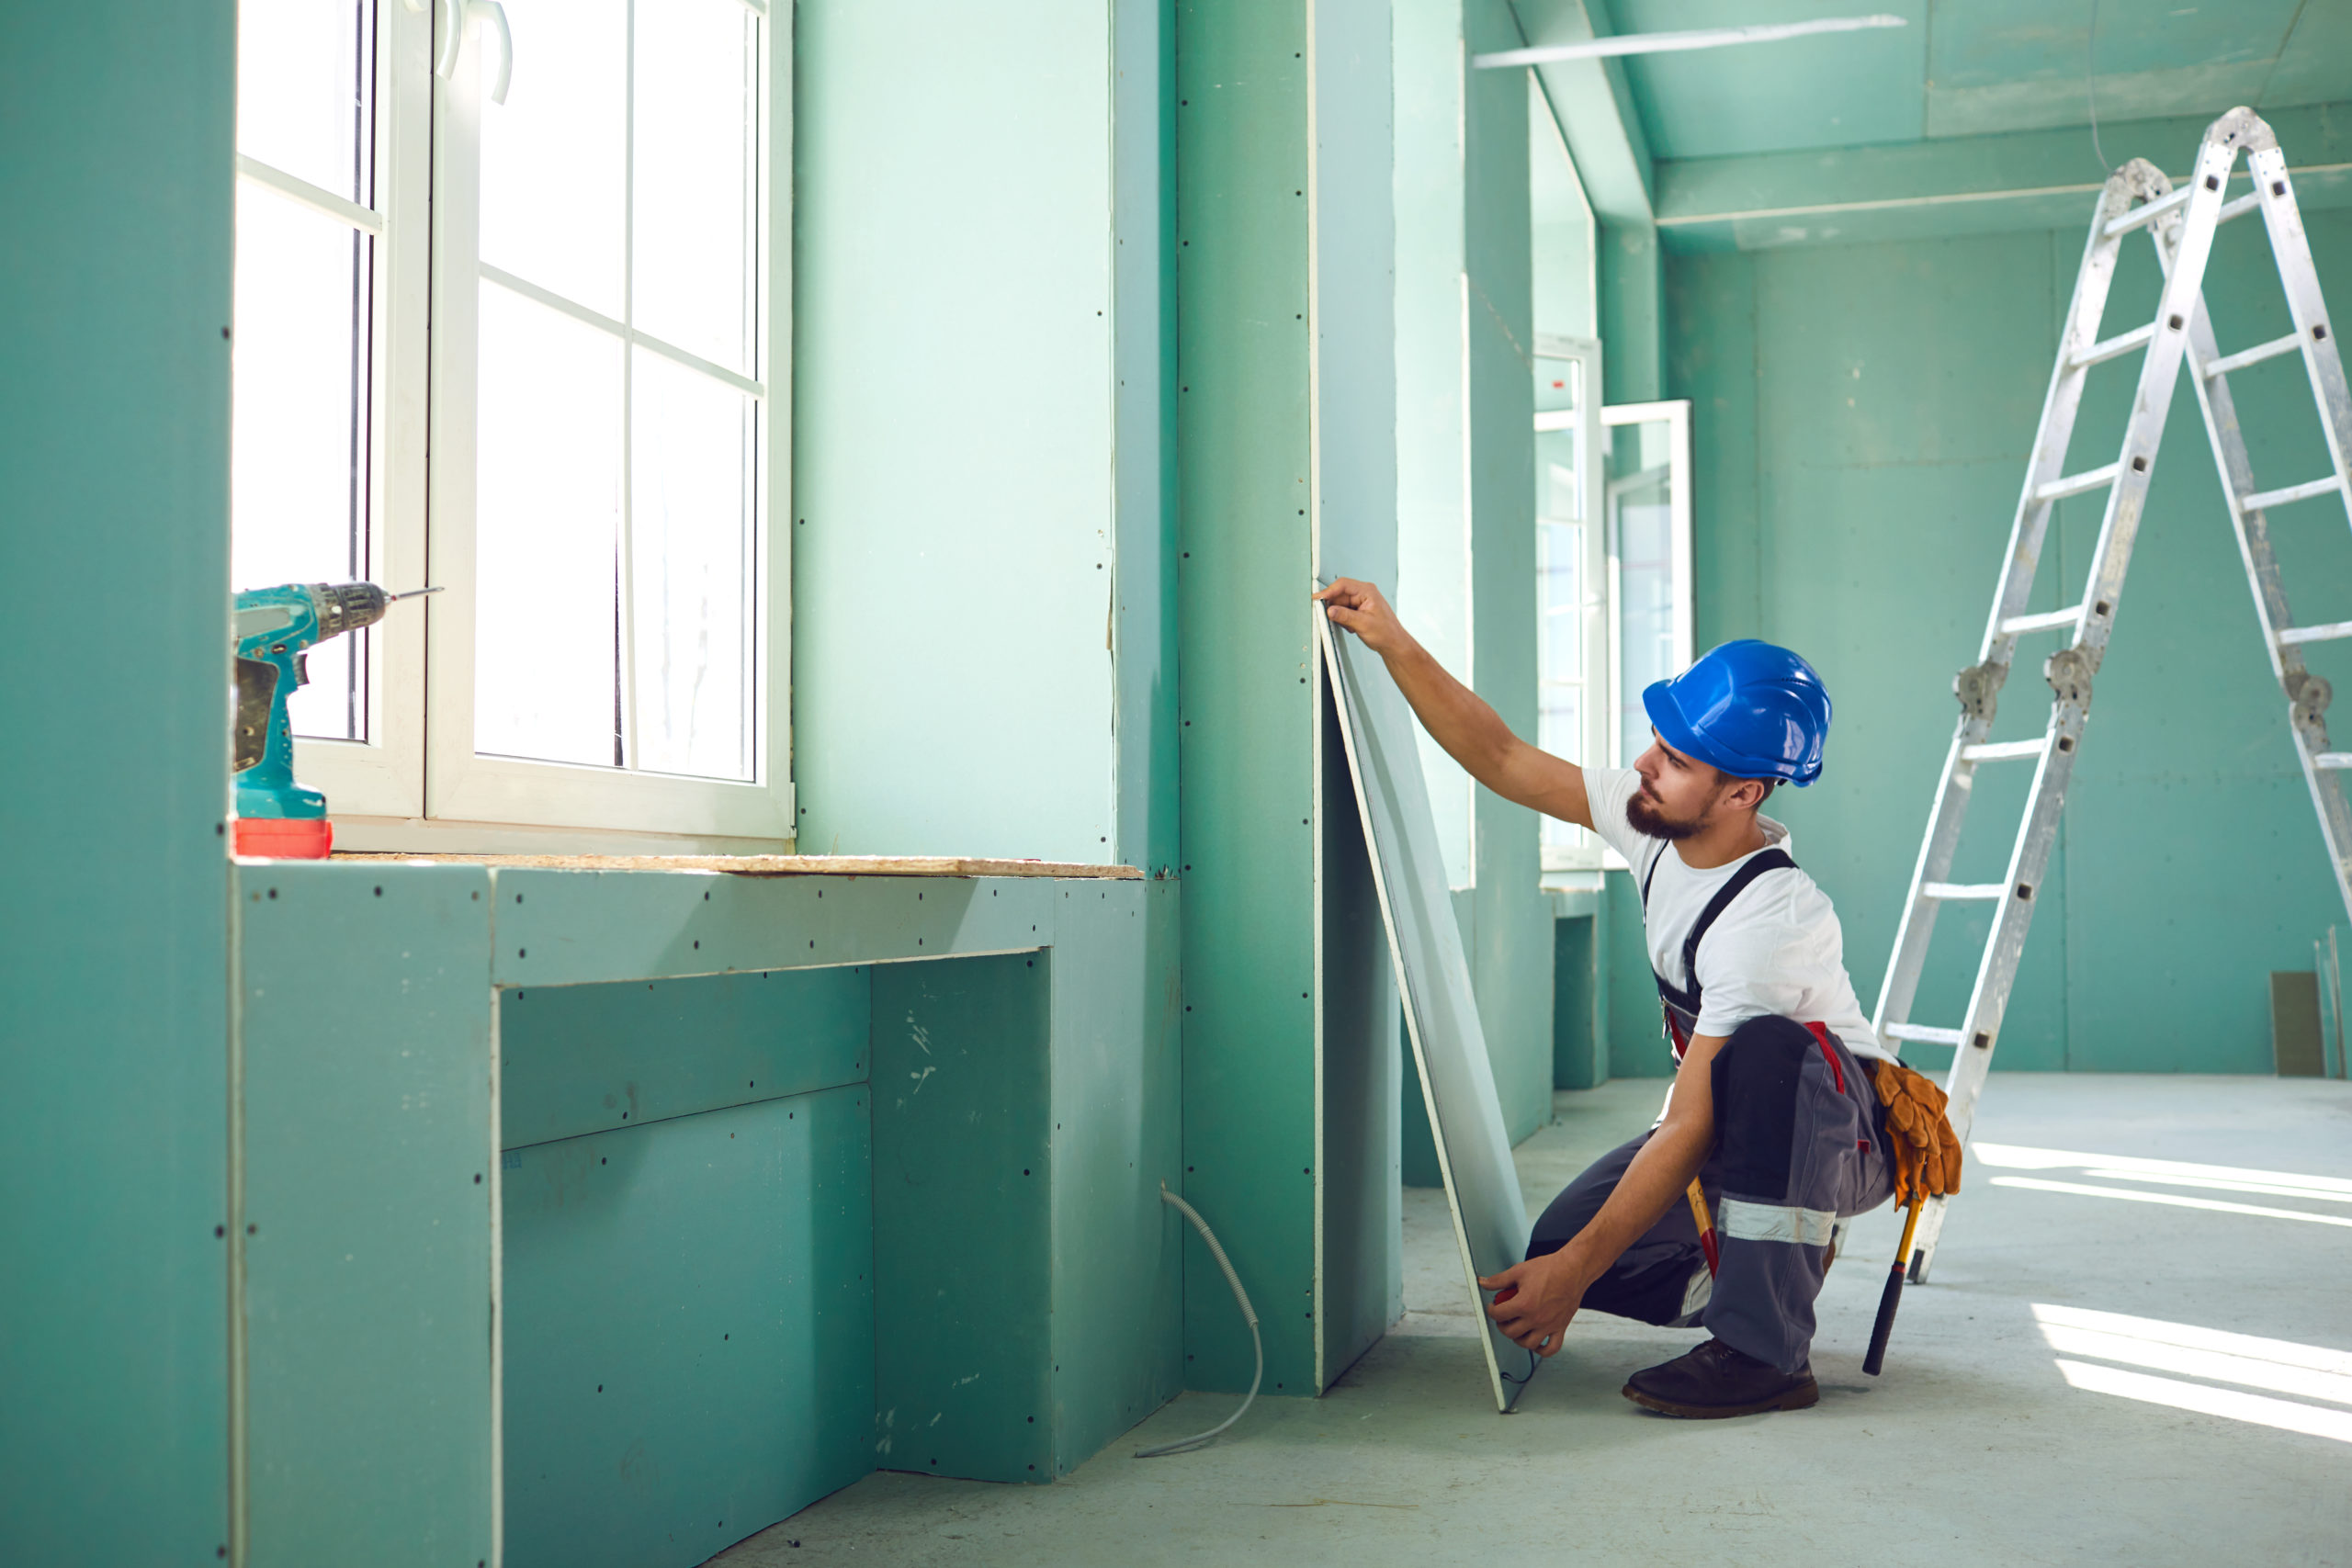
top-left (1134, 1183), bottom-right (1262, 1458)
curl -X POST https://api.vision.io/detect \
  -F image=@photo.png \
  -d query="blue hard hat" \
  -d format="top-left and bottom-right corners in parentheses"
top-left (1642, 640), bottom-right (1831, 786)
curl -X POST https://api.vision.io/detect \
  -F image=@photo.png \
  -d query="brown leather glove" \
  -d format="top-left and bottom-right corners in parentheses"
top-left (1872, 1059), bottom-right (1963, 1205)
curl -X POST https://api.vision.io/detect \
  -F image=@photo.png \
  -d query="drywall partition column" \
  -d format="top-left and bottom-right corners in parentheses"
top-left (0, 3), bottom-right (234, 1561)
top-left (1177, 0), bottom-right (1401, 1397)
top-left (794, 2), bottom-right (1121, 862)
top-left (1462, 0), bottom-right (1555, 1143)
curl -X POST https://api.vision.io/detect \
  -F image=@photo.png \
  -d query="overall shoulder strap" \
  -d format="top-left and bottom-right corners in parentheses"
top-left (1639, 839), bottom-right (1672, 909)
top-left (1676, 847), bottom-right (1798, 989)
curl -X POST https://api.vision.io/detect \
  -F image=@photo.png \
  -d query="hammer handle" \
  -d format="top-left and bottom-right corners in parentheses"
top-left (1862, 1193), bottom-right (1926, 1376)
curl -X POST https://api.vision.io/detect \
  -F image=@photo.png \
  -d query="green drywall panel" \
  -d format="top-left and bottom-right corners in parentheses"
top-left (1604, 868), bottom-right (1673, 1077)
top-left (792, 0), bottom-right (1117, 862)
top-left (870, 955), bottom-right (1054, 1481)
top-left (1114, 0), bottom-right (1182, 877)
top-left (1530, 73), bottom-right (1597, 343)
top-left (1318, 690), bottom-right (1405, 1372)
top-left (491, 869), bottom-right (1058, 987)
top-left (234, 863), bottom-right (493, 1568)
top-left (0, 4), bottom-right (233, 1559)
top-left (1553, 915), bottom-right (1601, 1089)
top-left (1176, 0), bottom-right (1318, 1396)
top-left (1046, 878), bottom-right (1187, 1468)
top-left (1464, 4), bottom-right (1556, 1146)
top-left (1664, 207), bottom-right (2352, 1075)
top-left (1601, 221), bottom-right (1664, 403)
top-left (502, 1089), bottom-right (873, 1568)
top-left (501, 966), bottom-right (870, 1149)
top-left (1393, 0), bottom-right (1477, 892)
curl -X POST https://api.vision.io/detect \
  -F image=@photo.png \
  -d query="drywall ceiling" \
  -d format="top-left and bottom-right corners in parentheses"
top-left (1608, 0), bottom-right (2350, 161)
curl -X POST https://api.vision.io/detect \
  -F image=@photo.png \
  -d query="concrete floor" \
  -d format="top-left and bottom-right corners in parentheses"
top-left (716, 1074), bottom-right (2352, 1567)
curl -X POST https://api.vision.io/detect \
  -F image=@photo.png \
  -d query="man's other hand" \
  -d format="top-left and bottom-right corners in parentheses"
top-left (1314, 578), bottom-right (1413, 659)
top-left (1478, 1251), bottom-right (1584, 1359)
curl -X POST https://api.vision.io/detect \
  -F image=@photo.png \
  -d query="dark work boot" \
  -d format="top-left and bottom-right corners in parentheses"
top-left (1622, 1337), bottom-right (1819, 1418)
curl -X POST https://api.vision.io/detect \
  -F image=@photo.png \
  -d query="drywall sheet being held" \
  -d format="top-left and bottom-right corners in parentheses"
top-left (1318, 616), bottom-right (1532, 1412)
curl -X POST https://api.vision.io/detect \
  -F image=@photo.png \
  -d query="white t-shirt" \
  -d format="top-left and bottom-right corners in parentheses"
top-left (1586, 765), bottom-right (1896, 1067)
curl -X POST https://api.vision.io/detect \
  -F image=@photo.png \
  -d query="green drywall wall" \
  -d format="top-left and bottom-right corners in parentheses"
top-left (503, 1089), bottom-right (873, 1568)
top-left (1046, 880), bottom-right (1187, 1467)
top-left (1530, 74), bottom-right (1597, 344)
top-left (792, 1), bottom-right (1121, 863)
top-left (1176, 0), bottom-right (1318, 1397)
top-left (1464, 0), bottom-right (1556, 1145)
top-left (501, 966), bottom-right (870, 1149)
top-left (871, 955), bottom-right (1056, 1481)
top-left (236, 865), bottom-right (494, 1568)
top-left (1666, 211), bottom-right (2352, 1074)
top-left (1552, 914), bottom-right (1601, 1089)
top-left (0, 3), bottom-right (234, 1560)
top-left (1394, 0), bottom-right (1477, 892)
top-left (1114, 0), bottom-right (1182, 877)
top-left (1601, 221), bottom-right (1664, 403)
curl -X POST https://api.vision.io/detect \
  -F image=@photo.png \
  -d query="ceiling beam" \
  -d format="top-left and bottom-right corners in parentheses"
top-left (1509, 0), bottom-right (1653, 228)
top-left (1656, 103), bottom-right (2352, 253)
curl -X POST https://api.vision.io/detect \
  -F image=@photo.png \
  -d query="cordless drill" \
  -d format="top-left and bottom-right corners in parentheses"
top-left (232, 581), bottom-right (434, 857)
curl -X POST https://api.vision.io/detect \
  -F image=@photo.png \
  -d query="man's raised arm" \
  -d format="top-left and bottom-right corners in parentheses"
top-left (1315, 578), bottom-right (1593, 831)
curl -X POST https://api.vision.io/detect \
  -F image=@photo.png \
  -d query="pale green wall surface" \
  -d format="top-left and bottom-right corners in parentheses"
top-left (791, 1), bottom-right (1123, 863)
top-left (503, 1088), bottom-right (873, 1568)
top-left (1667, 211), bottom-right (2352, 1073)
top-left (0, 3), bottom-right (235, 1559)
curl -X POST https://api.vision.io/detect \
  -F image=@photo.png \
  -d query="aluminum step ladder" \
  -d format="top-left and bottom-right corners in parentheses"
top-left (1871, 107), bottom-right (2352, 1281)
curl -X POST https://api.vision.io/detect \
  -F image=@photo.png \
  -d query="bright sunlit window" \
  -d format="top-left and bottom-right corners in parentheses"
top-left (231, 0), bottom-right (788, 847)
top-left (1532, 335), bottom-right (1605, 872)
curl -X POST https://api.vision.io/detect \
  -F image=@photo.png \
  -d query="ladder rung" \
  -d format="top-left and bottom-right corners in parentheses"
top-left (2279, 620), bottom-right (2352, 647)
top-left (2240, 475), bottom-right (2345, 513)
top-left (2217, 190), bottom-right (2262, 225)
top-left (2206, 332), bottom-right (2303, 378)
top-left (2000, 604), bottom-right (2081, 636)
top-left (2316, 753), bottom-right (2352, 771)
top-left (1922, 882), bottom-right (2006, 901)
top-left (1884, 1023), bottom-right (1965, 1046)
top-left (1962, 738), bottom-right (2048, 762)
top-left (2072, 321), bottom-right (2156, 369)
top-left (2036, 463), bottom-right (2121, 503)
top-left (2103, 183), bottom-right (2192, 236)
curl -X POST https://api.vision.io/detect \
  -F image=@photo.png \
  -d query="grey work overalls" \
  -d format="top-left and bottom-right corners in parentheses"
top-left (1525, 840), bottom-right (1896, 1372)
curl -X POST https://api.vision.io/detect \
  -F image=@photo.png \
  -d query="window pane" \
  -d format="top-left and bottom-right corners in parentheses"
top-left (232, 185), bottom-right (373, 741)
top-left (1534, 355), bottom-right (1578, 416)
top-left (633, 0), bottom-right (756, 375)
top-left (238, 0), bottom-right (375, 205)
top-left (481, 0), bottom-right (628, 319)
top-left (630, 350), bottom-right (753, 780)
top-left (474, 285), bottom-right (624, 766)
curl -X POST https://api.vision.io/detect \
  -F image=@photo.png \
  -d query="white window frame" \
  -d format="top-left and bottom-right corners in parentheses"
top-left (235, 0), bottom-right (433, 821)
top-left (252, 0), bottom-right (795, 853)
top-left (1597, 397), bottom-right (1693, 871)
top-left (1532, 333), bottom-right (1609, 873)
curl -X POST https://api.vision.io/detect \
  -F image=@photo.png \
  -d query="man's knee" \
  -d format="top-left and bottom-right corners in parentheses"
top-left (1710, 1015), bottom-right (1813, 1196)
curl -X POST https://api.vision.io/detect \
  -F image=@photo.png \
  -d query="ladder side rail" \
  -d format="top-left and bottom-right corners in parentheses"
top-left (1871, 167), bottom-right (2161, 1043)
top-left (2167, 238), bottom-right (2352, 927)
top-left (1903, 696), bottom-right (2092, 1278)
top-left (1913, 134), bottom-right (2250, 1282)
top-left (2249, 144), bottom-right (2352, 536)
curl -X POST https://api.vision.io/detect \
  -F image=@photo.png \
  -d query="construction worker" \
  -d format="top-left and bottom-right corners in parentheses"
top-left (1316, 578), bottom-right (1961, 1418)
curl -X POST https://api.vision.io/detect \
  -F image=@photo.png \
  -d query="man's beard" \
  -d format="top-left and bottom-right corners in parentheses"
top-left (1626, 788), bottom-right (1704, 841)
